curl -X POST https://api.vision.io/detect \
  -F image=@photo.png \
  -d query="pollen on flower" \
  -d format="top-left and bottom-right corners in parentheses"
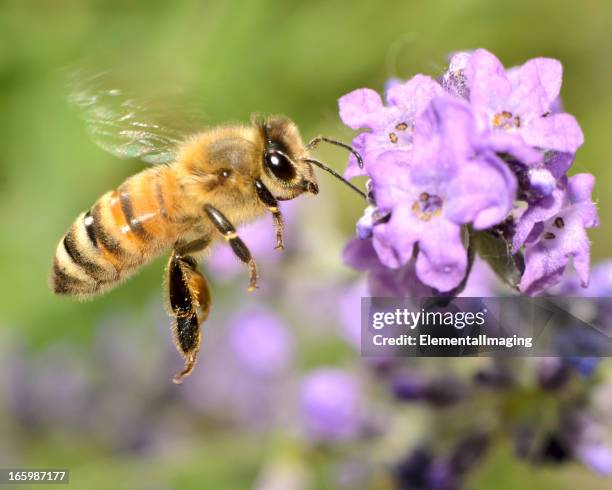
top-left (554, 217), bottom-right (565, 228)
top-left (544, 232), bottom-right (556, 239)
top-left (411, 192), bottom-right (443, 222)
top-left (389, 132), bottom-right (399, 143)
top-left (492, 111), bottom-right (521, 130)
top-left (395, 122), bottom-right (409, 131)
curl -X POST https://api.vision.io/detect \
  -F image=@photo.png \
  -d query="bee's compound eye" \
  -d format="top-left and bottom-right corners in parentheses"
top-left (265, 150), bottom-right (296, 181)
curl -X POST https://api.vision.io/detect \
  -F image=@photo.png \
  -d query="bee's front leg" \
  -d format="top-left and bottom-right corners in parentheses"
top-left (204, 204), bottom-right (259, 291)
top-left (166, 249), bottom-right (211, 384)
top-left (254, 179), bottom-right (284, 250)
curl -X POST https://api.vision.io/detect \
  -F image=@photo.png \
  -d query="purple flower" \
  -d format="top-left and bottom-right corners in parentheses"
top-left (299, 368), bottom-right (362, 442)
top-left (575, 442), bottom-right (612, 475)
top-left (227, 306), bottom-right (294, 378)
top-left (559, 260), bottom-right (612, 297)
top-left (338, 279), bottom-right (368, 350)
top-left (442, 51), bottom-right (472, 99)
top-left (366, 96), bottom-right (517, 291)
top-left (355, 204), bottom-right (387, 240)
top-left (536, 357), bottom-right (571, 390)
top-left (458, 258), bottom-right (501, 297)
top-left (343, 237), bottom-right (434, 297)
top-left (458, 49), bottom-right (583, 159)
top-left (573, 416), bottom-right (612, 475)
top-left (519, 173), bottom-right (598, 295)
top-left (394, 434), bottom-right (489, 490)
top-left (340, 49), bottom-right (594, 296)
top-left (180, 318), bottom-right (289, 429)
top-left (392, 372), bottom-right (468, 407)
top-left (339, 74), bottom-right (443, 179)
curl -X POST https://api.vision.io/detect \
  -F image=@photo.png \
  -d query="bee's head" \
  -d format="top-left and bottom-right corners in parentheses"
top-left (254, 115), bottom-right (318, 201)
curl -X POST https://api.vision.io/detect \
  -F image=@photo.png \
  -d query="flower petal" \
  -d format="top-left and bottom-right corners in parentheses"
top-left (545, 151), bottom-right (574, 180)
top-left (344, 133), bottom-right (368, 179)
top-left (338, 88), bottom-right (385, 130)
top-left (367, 149), bottom-right (413, 210)
top-left (442, 51), bottom-right (472, 98)
top-left (386, 74), bottom-right (443, 118)
top-left (483, 130), bottom-right (542, 165)
top-left (372, 205), bottom-right (421, 268)
top-left (519, 200), bottom-right (593, 295)
top-left (568, 173), bottom-right (596, 206)
top-left (523, 113), bottom-right (584, 153)
top-left (415, 220), bottom-right (467, 292)
top-left (509, 58), bottom-right (562, 116)
top-left (445, 155), bottom-right (516, 229)
top-left (513, 58), bottom-right (563, 109)
top-left (464, 48), bottom-right (512, 111)
top-left (512, 186), bottom-right (565, 252)
top-left (342, 237), bottom-right (382, 271)
top-left (411, 96), bottom-right (476, 182)
top-left (519, 243), bottom-right (568, 296)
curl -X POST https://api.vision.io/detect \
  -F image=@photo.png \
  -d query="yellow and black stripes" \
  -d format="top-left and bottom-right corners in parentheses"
top-left (51, 168), bottom-right (179, 297)
top-left (91, 198), bottom-right (127, 259)
top-left (51, 210), bottom-right (116, 296)
top-left (62, 225), bottom-right (105, 278)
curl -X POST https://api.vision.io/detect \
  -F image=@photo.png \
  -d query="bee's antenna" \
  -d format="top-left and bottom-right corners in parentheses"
top-left (306, 136), bottom-right (364, 168)
top-left (301, 158), bottom-right (367, 200)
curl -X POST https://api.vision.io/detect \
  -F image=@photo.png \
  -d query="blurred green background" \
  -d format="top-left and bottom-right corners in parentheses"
top-left (0, 0), bottom-right (611, 489)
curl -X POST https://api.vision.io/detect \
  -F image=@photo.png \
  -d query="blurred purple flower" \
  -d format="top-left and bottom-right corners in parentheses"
top-left (515, 412), bottom-right (612, 476)
top-left (178, 303), bottom-right (292, 430)
top-left (228, 306), bottom-right (294, 378)
top-left (4, 341), bottom-right (90, 430)
top-left (565, 357), bottom-right (600, 377)
top-left (458, 258), bottom-right (500, 297)
top-left (573, 416), bottom-right (612, 475)
top-left (559, 260), bottom-right (612, 298)
top-left (519, 174), bottom-right (598, 295)
top-left (393, 448), bottom-right (434, 490)
top-left (536, 357), bottom-right (571, 390)
top-left (299, 368), bottom-right (362, 442)
top-left (394, 433), bottom-right (489, 490)
top-left (338, 279), bottom-right (368, 350)
top-left (585, 261), bottom-right (612, 296)
top-left (473, 359), bottom-right (516, 389)
top-left (392, 372), bottom-right (468, 407)
top-left (556, 261), bottom-right (612, 359)
top-left (576, 442), bottom-right (612, 475)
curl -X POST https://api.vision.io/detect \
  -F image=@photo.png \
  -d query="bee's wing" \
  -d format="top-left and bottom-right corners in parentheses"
top-left (68, 71), bottom-right (207, 165)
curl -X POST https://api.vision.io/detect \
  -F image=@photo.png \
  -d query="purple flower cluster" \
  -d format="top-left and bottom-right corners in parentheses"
top-left (340, 49), bottom-right (598, 295)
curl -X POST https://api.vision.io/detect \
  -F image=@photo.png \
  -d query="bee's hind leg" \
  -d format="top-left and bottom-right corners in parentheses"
top-left (166, 246), bottom-right (211, 384)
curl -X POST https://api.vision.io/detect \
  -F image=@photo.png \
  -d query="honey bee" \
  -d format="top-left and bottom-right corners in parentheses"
top-left (51, 76), bottom-right (364, 383)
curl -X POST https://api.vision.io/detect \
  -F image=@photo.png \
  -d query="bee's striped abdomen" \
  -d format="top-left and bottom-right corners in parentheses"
top-left (51, 167), bottom-right (180, 297)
